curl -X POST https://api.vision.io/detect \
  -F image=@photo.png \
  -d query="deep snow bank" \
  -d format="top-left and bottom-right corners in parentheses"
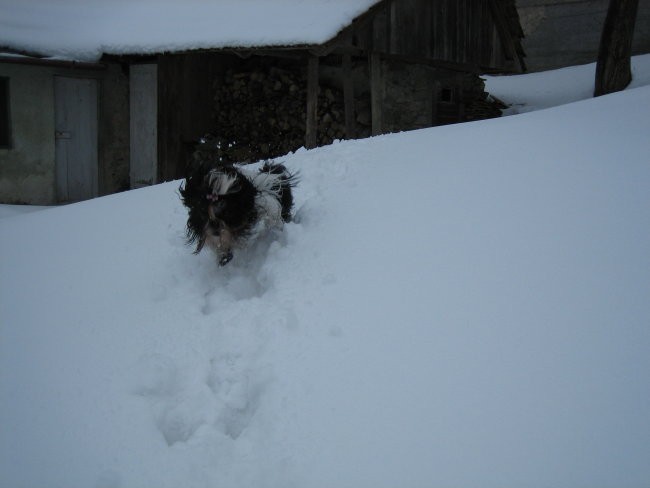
top-left (485, 53), bottom-right (650, 114)
top-left (1, 86), bottom-right (650, 488)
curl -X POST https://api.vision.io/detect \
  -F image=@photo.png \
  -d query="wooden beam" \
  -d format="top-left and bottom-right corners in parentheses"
top-left (305, 55), bottom-right (319, 149)
top-left (0, 54), bottom-right (105, 71)
top-left (457, 100), bottom-right (466, 123)
top-left (431, 81), bottom-right (440, 126)
top-left (157, 54), bottom-right (179, 182)
top-left (334, 46), bottom-right (482, 74)
top-left (487, 0), bottom-right (522, 71)
top-left (370, 52), bottom-right (382, 136)
top-left (342, 54), bottom-right (356, 139)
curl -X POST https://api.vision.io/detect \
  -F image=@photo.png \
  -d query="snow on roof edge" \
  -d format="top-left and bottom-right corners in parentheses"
top-left (0, 0), bottom-right (382, 63)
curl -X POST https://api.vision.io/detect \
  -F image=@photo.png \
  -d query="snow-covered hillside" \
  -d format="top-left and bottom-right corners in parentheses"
top-left (485, 53), bottom-right (650, 113)
top-left (1, 61), bottom-right (650, 488)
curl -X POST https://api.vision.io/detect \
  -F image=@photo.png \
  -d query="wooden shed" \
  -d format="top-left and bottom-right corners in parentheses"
top-left (0, 0), bottom-right (524, 204)
top-left (153, 0), bottom-right (525, 180)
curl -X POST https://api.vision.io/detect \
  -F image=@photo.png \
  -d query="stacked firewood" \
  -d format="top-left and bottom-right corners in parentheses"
top-left (464, 96), bottom-right (505, 121)
top-left (210, 66), bottom-right (347, 164)
top-left (463, 77), bottom-right (505, 122)
top-left (317, 86), bottom-right (347, 144)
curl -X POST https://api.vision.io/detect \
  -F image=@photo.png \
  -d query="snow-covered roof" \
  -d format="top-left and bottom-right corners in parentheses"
top-left (0, 0), bottom-right (380, 62)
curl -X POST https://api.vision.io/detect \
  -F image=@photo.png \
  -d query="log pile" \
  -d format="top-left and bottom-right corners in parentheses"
top-left (462, 77), bottom-right (505, 122)
top-left (209, 65), bottom-right (347, 165)
top-left (463, 96), bottom-right (505, 121)
top-left (193, 60), bottom-right (502, 165)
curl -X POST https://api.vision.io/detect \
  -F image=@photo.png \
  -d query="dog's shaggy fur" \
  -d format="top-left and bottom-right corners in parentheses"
top-left (180, 161), bottom-right (297, 266)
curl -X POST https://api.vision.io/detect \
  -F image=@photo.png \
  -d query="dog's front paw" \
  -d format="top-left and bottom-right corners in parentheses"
top-left (219, 251), bottom-right (234, 266)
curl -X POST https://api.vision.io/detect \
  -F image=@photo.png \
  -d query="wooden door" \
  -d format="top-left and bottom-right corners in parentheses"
top-left (129, 64), bottom-right (158, 188)
top-left (54, 76), bottom-right (98, 202)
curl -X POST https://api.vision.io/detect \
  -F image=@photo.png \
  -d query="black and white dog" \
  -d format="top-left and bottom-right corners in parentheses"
top-left (180, 160), bottom-right (297, 266)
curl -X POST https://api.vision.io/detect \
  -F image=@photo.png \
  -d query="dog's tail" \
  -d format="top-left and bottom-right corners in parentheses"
top-left (258, 162), bottom-right (298, 223)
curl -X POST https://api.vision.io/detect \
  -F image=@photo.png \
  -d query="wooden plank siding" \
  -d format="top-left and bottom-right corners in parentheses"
top-left (158, 52), bottom-right (224, 181)
top-left (152, 0), bottom-right (524, 180)
top-left (338, 0), bottom-right (523, 74)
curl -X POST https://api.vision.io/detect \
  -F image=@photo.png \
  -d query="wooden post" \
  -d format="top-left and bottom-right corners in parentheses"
top-left (342, 54), bottom-right (356, 139)
top-left (487, 0), bottom-right (523, 72)
top-left (157, 54), bottom-right (181, 182)
top-left (370, 52), bottom-right (382, 136)
top-left (305, 55), bottom-right (319, 149)
top-left (594, 0), bottom-right (640, 96)
top-left (431, 81), bottom-right (440, 126)
top-left (457, 100), bottom-right (466, 123)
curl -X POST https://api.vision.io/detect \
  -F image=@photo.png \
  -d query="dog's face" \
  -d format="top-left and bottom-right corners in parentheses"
top-left (204, 169), bottom-right (257, 229)
top-left (206, 170), bottom-right (241, 201)
top-left (205, 171), bottom-right (237, 221)
top-left (179, 168), bottom-right (258, 265)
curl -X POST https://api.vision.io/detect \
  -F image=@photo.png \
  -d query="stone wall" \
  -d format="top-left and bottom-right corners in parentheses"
top-left (381, 60), bottom-right (502, 133)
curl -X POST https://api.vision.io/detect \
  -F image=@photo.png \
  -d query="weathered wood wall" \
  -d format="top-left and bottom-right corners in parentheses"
top-left (155, 0), bottom-right (524, 178)
top-left (340, 0), bottom-right (523, 73)
top-left (158, 52), bottom-right (225, 181)
top-left (518, 0), bottom-right (650, 72)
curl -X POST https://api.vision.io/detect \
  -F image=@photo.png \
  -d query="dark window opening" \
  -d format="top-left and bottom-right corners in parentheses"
top-left (440, 87), bottom-right (454, 104)
top-left (0, 77), bottom-right (10, 148)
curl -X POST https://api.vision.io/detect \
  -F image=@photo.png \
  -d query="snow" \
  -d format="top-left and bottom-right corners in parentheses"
top-left (485, 53), bottom-right (650, 114)
top-left (0, 204), bottom-right (51, 219)
top-left (0, 0), bottom-right (379, 62)
top-left (2, 59), bottom-right (650, 488)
